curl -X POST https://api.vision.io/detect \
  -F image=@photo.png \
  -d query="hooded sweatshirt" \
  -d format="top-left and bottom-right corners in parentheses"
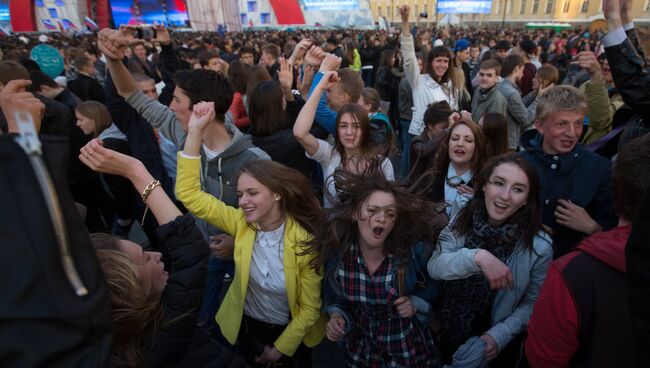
top-left (195, 124), bottom-right (270, 241)
top-left (525, 225), bottom-right (637, 368)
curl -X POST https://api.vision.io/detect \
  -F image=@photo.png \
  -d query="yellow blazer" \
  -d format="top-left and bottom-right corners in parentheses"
top-left (176, 155), bottom-right (326, 356)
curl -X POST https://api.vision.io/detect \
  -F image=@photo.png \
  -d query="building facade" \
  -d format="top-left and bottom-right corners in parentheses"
top-left (369, 0), bottom-right (650, 25)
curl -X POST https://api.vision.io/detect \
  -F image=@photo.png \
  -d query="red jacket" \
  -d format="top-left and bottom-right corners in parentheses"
top-left (229, 92), bottom-right (250, 129)
top-left (525, 225), bottom-right (634, 367)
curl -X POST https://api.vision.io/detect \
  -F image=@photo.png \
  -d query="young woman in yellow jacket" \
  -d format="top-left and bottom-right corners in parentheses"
top-left (175, 101), bottom-right (326, 367)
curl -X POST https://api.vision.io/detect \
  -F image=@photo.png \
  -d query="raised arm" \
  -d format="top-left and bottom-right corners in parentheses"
top-left (98, 28), bottom-right (139, 99)
top-left (294, 71), bottom-right (340, 155)
top-left (399, 5), bottom-right (420, 89)
top-left (79, 138), bottom-right (180, 225)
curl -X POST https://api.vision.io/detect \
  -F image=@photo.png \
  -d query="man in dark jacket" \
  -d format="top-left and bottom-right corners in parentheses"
top-left (68, 56), bottom-right (106, 103)
top-left (518, 85), bottom-right (617, 258)
top-left (525, 133), bottom-right (650, 368)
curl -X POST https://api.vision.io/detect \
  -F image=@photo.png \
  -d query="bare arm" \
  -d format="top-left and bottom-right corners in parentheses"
top-left (293, 71), bottom-right (339, 155)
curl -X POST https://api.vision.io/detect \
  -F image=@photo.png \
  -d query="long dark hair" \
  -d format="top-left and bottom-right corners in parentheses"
top-left (452, 154), bottom-right (542, 250)
top-left (305, 161), bottom-right (444, 271)
top-left (481, 113), bottom-right (509, 158)
top-left (238, 160), bottom-right (323, 240)
top-left (334, 103), bottom-right (373, 163)
top-left (248, 80), bottom-right (287, 137)
top-left (427, 46), bottom-right (458, 89)
top-left (433, 120), bottom-right (486, 179)
top-left (228, 59), bottom-right (248, 94)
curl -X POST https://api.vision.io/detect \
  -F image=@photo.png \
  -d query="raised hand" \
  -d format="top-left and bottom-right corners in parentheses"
top-left (278, 56), bottom-right (294, 90)
top-left (188, 101), bottom-right (215, 133)
top-left (319, 53), bottom-right (342, 73)
top-left (0, 80), bottom-right (45, 133)
top-left (316, 70), bottom-right (340, 91)
top-left (400, 5), bottom-right (410, 24)
top-left (98, 28), bottom-right (130, 60)
top-left (289, 38), bottom-right (313, 64)
top-left (152, 25), bottom-right (171, 46)
top-left (304, 45), bottom-right (326, 67)
top-left (298, 65), bottom-right (316, 98)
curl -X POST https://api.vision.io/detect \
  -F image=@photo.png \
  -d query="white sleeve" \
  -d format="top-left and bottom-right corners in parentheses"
top-left (305, 138), bottom-right (335, 166)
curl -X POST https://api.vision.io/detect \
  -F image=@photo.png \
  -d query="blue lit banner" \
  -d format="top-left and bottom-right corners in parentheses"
top-left (437, 0), bottom-right (492, 14)
top-left (301, 0), bottom-right (358, 11)
top-left (0, 0), bottom-right (9, 29)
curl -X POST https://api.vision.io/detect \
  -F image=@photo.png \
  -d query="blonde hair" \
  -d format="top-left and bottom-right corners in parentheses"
top-left (536, 85), bottom-right (587, 124)
top-left (76, 101), bottom-right (112, 137)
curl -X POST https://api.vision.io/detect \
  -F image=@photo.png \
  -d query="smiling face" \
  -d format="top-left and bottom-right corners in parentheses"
top-left (75, 110), bottom-right (95, 135)
top-left (357, 190), bottom-right (397, 250)
top-left (118, 240), bottom-right (168, 296)
top-left (483, 163), bottom-right (530, 226)
top-left (431, 56), bottom-right (450, 79)
top-left (535, 110), bottom-right (584, 155)
top-left (448, 123), bottom-right (476, 169)
top-left (337, 112), bottom-right (362, 152)
top-left (237, 173), bottom-right (282, 230)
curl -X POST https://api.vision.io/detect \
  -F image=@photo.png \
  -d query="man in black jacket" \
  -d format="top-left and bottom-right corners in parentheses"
top-left (68, 56), bottom-right (106, 103)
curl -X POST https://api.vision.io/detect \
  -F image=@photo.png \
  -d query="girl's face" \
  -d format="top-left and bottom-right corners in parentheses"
top-left (483, 163), bottom-right (530, 226)
top-left (356, 190), bottom-right (397, 249)
top-left (119, 240), bottom-right (168, 297)
top-left (337, 112), bottom-right (362, 152)
top-left (237, 173), bottom-right (282, 230)
top-left (75, 111), bottom-right (95, 135)
top-left (431, 56), bottom-right (450, 79)
top-left (448, 123), bottom-right (476, 168)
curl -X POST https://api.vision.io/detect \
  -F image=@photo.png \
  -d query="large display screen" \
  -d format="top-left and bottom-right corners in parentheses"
top-left (0, 0), bottom-right (9, 29)
top-left (437, 0), bottom-right (492, 14)
top-left (301, 0), bottom-right (358, 11)
top-left (111, 0), bottom-right (189, 27)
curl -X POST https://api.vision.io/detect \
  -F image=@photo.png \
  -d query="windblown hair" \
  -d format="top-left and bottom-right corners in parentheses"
top-left (451, 154), bottom-right (542, 250)
top-left (304, 161), bottom-right (444, 271)
top-left (238, 160), bottom-right (323, 240)
top-left (433, 120), bottom-right (486, 181)
top-left (91, 233), bottom-right (163, 367)
top-left (334, 103), bottom-right (375, 162)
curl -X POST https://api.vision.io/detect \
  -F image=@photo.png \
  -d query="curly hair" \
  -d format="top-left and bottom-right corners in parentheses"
top-left (304, 161), bottom-right (444, 271)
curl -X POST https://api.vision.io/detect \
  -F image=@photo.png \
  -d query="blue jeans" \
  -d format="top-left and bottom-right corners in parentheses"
top-left (399, 119), bottom-right (412, 179)
top-left (199, 257), bottom-right (235, 341)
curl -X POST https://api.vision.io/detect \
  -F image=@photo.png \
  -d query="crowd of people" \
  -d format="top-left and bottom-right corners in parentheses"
top-left (1, 0), bottom-right (650, 366)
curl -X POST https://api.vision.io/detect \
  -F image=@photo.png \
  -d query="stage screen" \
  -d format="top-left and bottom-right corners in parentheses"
top-left (437, 0), bottom-right (492, 14)
top-left (301, 0), bottom-right (358, 11)
top-left (111, 0), bottom-right (189, 26)
top-left (0, 0), bottom-right (10, 29)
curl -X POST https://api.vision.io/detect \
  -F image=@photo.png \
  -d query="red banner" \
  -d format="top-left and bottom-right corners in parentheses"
top-left (268, 0), bottom-right (305, 25)
top-left (10, 0), bottom-right (36, 32)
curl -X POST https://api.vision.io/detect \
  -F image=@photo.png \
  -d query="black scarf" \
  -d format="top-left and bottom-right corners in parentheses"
top-left (438, 210), bottom-right (521, 358)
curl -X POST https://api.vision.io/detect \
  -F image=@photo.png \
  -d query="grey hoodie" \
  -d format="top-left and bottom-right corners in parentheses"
top-left (125, 90), bottom-right (270, 241)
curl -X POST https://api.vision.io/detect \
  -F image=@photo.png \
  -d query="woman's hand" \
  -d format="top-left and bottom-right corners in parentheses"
top-left (79, 139), bottom-right (141, 179)
top-left (278, 57), bottom-right (294, 91)
top-left (400, 5), bottom-right (410, 24)
top-left (188, 101), bottom-right (215, 133)
top-left (298, 65), bottom-right (315, 98)
top-left (326, 312), bottom-right (346, 341)
top-left (479, 334), bottom-right (499, 361)
top-left (475, 249), bottom-right (514, 290)
top-left (304, 45), bottom-right (326, 67)
top-left (457, 184), bottom-right (475, 198)
top-left (316, 70), bottom-right (340, 91)
top-left (555, 199), bottom-right (601, 235)
top-left (255, 345), bottom-right (283, 367)
top-left (394, 296), bottom-right (417, 319)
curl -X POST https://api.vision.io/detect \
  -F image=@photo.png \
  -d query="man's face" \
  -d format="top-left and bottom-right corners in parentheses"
top-left (326, 84), bottom-right (348, 111)
top-left (259, 51), bottom-right (276, 67)
top-left (133, 45), bottom-right (147, 60)
top-left (456, 49), bottom-right (470, 63)
top-left (169, 86), bottom-right (193, 130)
top-left (205, 57), bottom-right (223, 73)
top-left (136, 79), bottom-right (158, 100)
top-left (535, 110), bottom-right (584, 155)
top-left (240, 52), bottom-right (254, 65)
top-left (478, 68), bottom-right (499, 90)
top-left (489, 40), bottom-right (497, 48)
top-left (513, 65), bottom-right (524, 82)
top-left (470, 46), bottom-right (480, 60)
top-left (496, 48), bottom-right (509, 60)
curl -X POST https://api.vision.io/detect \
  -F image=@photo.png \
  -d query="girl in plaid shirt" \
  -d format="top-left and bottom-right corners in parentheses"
top-left (305, 163), bottom-right (445, 367)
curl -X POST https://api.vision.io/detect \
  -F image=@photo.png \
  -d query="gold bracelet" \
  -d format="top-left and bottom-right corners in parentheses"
top-left (140, 180), bottom-right (161, 202)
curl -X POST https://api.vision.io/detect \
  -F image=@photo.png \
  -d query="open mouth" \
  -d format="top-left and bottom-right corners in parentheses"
top-left (454, 149), bottom-right (466, 155)
top-left (372, 226), bottom-right (385, 237)
top-left (494, 202), bottom-right (509, 210)
top-left (243, 207), bottom-right (255, 213)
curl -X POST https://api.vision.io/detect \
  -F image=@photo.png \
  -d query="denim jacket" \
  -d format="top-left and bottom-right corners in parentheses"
top-left (322, 242), bottom-right (439, 336)
top-left (428, 225), bottom-right (553, 350)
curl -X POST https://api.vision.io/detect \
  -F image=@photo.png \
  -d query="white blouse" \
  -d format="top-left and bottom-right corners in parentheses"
top-left (243, 222), bottom-right (290, 325)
